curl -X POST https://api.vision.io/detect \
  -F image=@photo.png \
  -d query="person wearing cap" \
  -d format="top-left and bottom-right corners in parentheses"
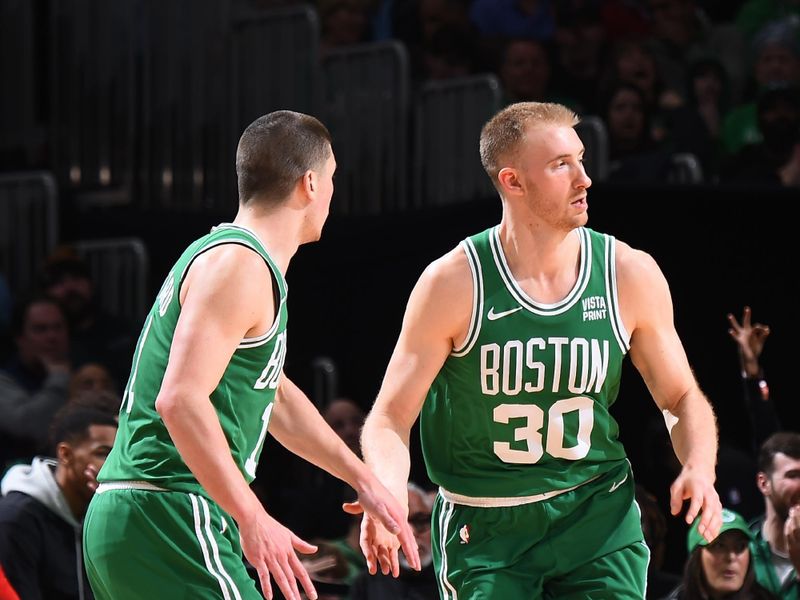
top-left (663, 508), bottom-right (778, 599)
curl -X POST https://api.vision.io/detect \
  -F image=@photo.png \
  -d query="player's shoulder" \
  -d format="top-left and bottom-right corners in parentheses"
top-left (613, 237), bottom-right (660, 278)
top-left (420, 243), bottom-right (472, 293)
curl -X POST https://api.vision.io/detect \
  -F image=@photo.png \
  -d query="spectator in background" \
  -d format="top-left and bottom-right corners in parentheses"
top-left (551, 0), bottom-right (609, 114)
top-left (662, 508), bottom-right (778, 599)
top-left (469, 0), bottom-right (555, 41)
top-left (636, 485), bottom-right (682, 599)
top-left (495, 38), bottom-right (553, 104)
top-left (645, 0), bottom-right (746, 103)
top-left (736, 0), bottom-right (800, 42)
top-left (668, 56), bottom-right (732, 177)
top-left (727, 307), bottom-right (782, 454)
top-left (721, 19), bottom-right (800, 156)
top-left (722, 83), bottom-right (800, 188)
top-left (750, 432), bottom-right (800, 598)
top-left (419, 26), bottom-right (479, 81)
top-left (68, 363), bottom-right (117, 400)
top-left (0, 405), bottom-right (117, 600)
top-left (602, 82), bottom-right (674, 182)
top-left (40, 249), bottom-right (137, 386)
top-left (0, 296), bottom-right (71, 468)
top-left (349, 482), bottom-right (437, 600)
top-left (318, 0), bottom-right (374, 56)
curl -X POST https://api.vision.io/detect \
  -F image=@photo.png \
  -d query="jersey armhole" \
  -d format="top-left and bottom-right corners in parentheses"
top-left (452, 239), bottom-right (483, 357)
top-left (604, 235), bottom-right (631, 353)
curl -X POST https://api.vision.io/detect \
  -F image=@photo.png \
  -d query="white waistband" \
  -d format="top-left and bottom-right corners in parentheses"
top-left (438, 475), bottom-right (598, 508)
top-left (96, 481), bottom-right (169, 493)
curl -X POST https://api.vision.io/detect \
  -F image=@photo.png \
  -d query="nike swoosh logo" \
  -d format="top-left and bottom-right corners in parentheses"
top-left (609, 473), bottom-right (629, 493)
top-left (487, 306), bottom-right (523, 321)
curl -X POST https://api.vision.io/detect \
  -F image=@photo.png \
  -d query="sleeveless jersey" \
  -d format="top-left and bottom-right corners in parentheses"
top-left (99, 223), bottom-right (288, 495)
top-left (421, 226), bottom-right (630, 498)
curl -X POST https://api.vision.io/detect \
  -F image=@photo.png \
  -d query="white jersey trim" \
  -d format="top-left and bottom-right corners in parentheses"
top-left (438, 475), bottom-right (598, 508)
top-left (490, 226), bottom-right (591, 316)
top-left (437, 499), bottom-right (459, 600)
top-left (604, 235), bottom-right (631, 352)
top-left (452, 239), bottom-right (483, 357)
top-left (96, 480), bottom-right (169, 493)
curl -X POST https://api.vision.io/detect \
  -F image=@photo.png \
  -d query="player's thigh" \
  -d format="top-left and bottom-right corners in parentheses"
top-left (544, 541), bottom-right (650, 600)
top-left (432, 495), bottom-right (548, 599)
top-left (84, 489), bottom-right (261, 599)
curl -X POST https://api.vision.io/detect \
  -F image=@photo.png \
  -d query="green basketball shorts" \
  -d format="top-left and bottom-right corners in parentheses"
top-left (83, 485), bottom-right (262, 599)
top-left (431, 460), bottom-right (649, 599)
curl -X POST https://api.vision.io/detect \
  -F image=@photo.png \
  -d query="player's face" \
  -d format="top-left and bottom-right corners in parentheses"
top-left (306, 151), bottom-right (336, 242)
top-left (764, 453), bottom-right (800, 520)
top-left (518, 125), bottom-right (591, 230)
top-left (700, 531), bottom-right (750, 596)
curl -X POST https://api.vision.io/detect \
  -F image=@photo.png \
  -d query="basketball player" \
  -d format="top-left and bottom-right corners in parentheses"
top-left (83, 111), bottom-right (419, 600)
top-left (359, 102), bottom-right (722, 598)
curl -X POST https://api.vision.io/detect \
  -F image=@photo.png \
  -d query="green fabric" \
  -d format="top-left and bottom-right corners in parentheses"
top-left (99, 223), bottom-right (288, 495)
top-left (431, 460), bottom-right (647, 598)
top-left (750, 521), bottom-right (799, 600)
top-left (422, 227), bottom-right (628, 498)
top-left (84, 488), bottom-right (262, 599)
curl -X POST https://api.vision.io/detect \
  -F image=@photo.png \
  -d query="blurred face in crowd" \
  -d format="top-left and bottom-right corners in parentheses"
top-left (615, 42), bottom-right (657, 100)
top-left (607, 87), bottom-right (646, 150)
top-left (17, 300), bottom-right (69, 368)
top-left (59, 423), bottom-right (117, 508)
top-left (649, 0), bottom-right (697, 47)
top-left (554, 21), bottom-right (606, 80)
top-left (323, 398), bottom-right (365, 457)
top-left (500, 40), bottom-right (551, 102)
top-left (321, 0), bottom-right (369, 46)
top-left (692, 66), bottom-right (723, 105)
top-left (404, 488), bottom-right (434, 569)
top-left (700, 530), bottom-right (750, 597)
top-left (70, 363), bottom-right (116, 397)
top-left (759, 452), bottom-right (800, 520)
top-left (47, 272), bottom-right (94, 323)
top-left (755, 44), bottom-right (800, 87)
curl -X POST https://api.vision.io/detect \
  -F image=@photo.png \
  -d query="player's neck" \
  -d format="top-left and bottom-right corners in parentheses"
top-left (232, 209), bottom-right (301, 274)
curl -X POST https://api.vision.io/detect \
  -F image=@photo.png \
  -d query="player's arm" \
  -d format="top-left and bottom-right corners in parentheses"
top-left (268, 376), bottom-right (419, 572)
top-left (617, 243), bottom-right (722, 542)
top-left (360, 247), bottom-right (472, 575)
top-left (154, 246), bottom-right (315, 600)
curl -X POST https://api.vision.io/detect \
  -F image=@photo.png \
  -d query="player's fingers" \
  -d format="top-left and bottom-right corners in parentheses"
top-left (704, 501), bottom-right (723, 541)
top-left (684, 492), bottom-right (704, 526)
top-left (390, 546), bottom-right (401, 578)
top-left (258, 566), bottom-right (273, 600)
top-left (289, 552), bottom-right (318, 600)
top-left (359, 535), bottom-right (378, 575)
top-left (669, 480), bottom-right (685, 516)
top-left (373, 503), bottom-right (401, 535)
top-left (270, 558), bottom-right (301, 600)
top-left (342, 501), bottom-right (364, 515)
top-left (291, 534), bottom-right (318, 555)
top-left (397, 523), bottom-right (420, 571)
top-left (377, 546), bottom-right (392, 576)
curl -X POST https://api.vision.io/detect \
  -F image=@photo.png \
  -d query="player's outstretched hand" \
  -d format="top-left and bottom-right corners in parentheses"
top-left (670, 465), bottom-right (722, 543)
top-left (239, 509), bottom-right (318, 600)
top-left (343, 485), bottom-right (420, 578)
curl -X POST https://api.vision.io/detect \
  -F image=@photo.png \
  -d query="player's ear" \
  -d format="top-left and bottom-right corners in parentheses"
top-left (497, 167), bottom-right (523, 196)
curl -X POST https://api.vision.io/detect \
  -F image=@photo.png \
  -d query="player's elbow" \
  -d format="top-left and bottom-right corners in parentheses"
top-left (154, 389), bottom-right (182, 420)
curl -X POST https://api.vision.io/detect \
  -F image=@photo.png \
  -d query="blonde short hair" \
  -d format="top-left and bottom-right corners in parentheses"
top-left (479, 102), bottom-right (579, 186)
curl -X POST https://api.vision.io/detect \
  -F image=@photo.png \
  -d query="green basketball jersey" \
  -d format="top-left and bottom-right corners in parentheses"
top-left (99, 223), bottom-right (288, 495)
top-left (421, 226), bottom-right (629, 498)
